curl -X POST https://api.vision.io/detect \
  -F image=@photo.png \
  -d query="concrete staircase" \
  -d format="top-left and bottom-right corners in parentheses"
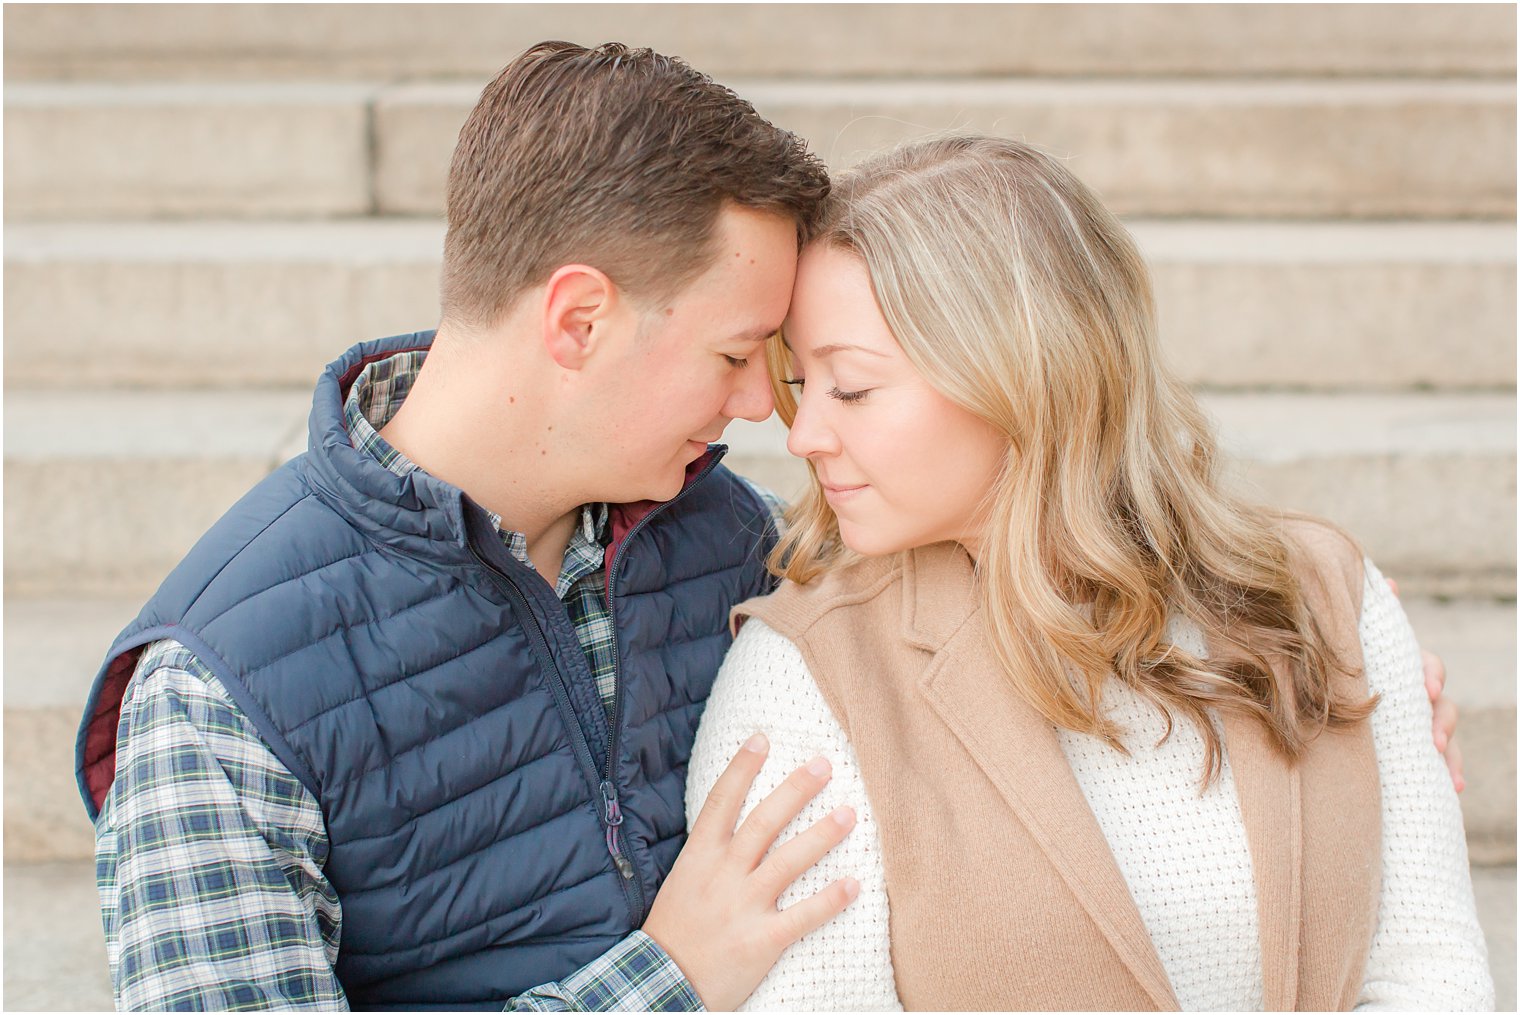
top-left (4, 0), bottom-right (1514, 974)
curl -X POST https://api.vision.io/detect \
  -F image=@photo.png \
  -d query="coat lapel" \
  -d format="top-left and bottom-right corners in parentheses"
top-left (1221, 708), bottom-right (1302, 1010)
top-left (906, 545), bottom-right (1179, 1011)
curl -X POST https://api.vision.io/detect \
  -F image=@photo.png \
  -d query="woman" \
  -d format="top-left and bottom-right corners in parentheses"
top-left (685, 135), bottom-right (1493, 1010)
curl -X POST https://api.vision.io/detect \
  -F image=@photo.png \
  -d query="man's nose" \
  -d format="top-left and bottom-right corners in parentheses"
top-left (727, 360), bottom-right (776, 423)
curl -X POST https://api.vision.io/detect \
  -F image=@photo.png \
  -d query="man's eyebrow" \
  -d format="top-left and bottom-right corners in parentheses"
top-left (726, 326), bottom-right (780, 344)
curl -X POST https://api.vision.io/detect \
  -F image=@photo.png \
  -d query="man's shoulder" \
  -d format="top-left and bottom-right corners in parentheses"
top-left (717, 471), bottom-right (790, 543)
top-left (151, 459), bottom-right (335, 614)
top-left (118, 638), bottom-right (261, 746)
top-left (733, 475), bottom-right (790, 533)
top-left (134, 637), bottom-right (217, 685)
top-left (152, 460), bottom-right (406, 646)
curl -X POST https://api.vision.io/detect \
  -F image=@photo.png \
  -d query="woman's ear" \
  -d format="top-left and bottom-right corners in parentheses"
top-left (540, 264), bottom-right (618, 370)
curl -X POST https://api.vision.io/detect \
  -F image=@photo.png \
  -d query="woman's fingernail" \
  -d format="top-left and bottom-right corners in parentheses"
top-left (807, 755), bottom-right (831, 778)
top-left (744, 732), bottom-right (768, 753)
top-left (831, 805), bottom-right (855, 828)
top-left (843, 877), bottom-right (860, 901)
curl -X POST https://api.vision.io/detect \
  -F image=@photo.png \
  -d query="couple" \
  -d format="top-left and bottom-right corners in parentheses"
top-left (76, 41), bottom-right (1487, 1011)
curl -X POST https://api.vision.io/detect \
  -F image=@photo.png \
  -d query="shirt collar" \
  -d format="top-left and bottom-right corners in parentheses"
top-left (343, 349), bottom-right (610, 594)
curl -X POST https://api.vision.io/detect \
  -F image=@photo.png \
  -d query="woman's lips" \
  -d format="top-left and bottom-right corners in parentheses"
top-left (822, 482), bottom-right (869, 503)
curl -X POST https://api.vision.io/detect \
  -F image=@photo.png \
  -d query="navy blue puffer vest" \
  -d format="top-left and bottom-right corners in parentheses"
top-left (76, 331), bottom-right (779, 1010)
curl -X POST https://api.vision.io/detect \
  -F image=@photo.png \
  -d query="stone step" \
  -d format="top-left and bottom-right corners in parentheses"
top-left (2, 388), bottom-right (1513, 599)
top-left (7, 79), bottom-right (1514, 220)
top-left (1397, 599), bottom-right (1520, 866)
top-left (377, 78), bottom-right (1516, 219)
top-left (5, 4), bottom-right (1513, 81)
top-left (6, 593), bottom-right (1511, 866)
top-left (720, 392), bottom-right (1518, 599)
top-left (6, 219), bottom-right (1513, 392)
top-left (4, 389), bottom-right (310, 598)
top-left (5, 83), bottom-right (375, 220)
top-left (9, 858), bottom-right (1511, 1011)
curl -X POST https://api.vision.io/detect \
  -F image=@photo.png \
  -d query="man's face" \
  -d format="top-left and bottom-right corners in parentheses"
top-left (584, 205), bottom-right (798, 503)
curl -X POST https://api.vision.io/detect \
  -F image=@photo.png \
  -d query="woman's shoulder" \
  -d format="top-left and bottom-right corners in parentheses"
top-left (696, 617), bottom-right (853, 784)
top-left (734, 552), bottom-right (906, 641)
top-left (1274, 512), bottom-right (1367, 611)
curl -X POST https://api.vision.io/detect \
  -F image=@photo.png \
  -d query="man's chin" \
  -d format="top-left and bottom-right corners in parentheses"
top-left (610, 468), bottom-right (687, 506)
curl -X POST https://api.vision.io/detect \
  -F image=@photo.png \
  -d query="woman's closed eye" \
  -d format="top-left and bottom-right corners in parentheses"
top-left (781, 377), bottom-right (869, 404)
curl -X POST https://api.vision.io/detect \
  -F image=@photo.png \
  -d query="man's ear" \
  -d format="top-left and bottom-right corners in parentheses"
top-left (541, 264), bottom-right (620, 370)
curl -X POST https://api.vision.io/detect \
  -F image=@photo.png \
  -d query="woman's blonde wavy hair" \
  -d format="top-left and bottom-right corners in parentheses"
top-left (767, 134), bottom-right (1373, 783)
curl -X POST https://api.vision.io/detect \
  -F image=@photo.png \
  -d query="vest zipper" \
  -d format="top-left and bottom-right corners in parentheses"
top-left (601, 451), bottom-right (726, 921)
top-left (600, 780), bottom-right (636, 879)
top-left (467, 543), bottom-right (643, 922)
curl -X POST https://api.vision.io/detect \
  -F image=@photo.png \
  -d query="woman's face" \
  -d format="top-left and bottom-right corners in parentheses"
top-left (783, 243), bottom-right (1008, 558)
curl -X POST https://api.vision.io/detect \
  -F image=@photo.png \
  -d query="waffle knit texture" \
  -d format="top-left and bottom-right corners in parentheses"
top-left (687, 555), bottom-right (1492, 1010)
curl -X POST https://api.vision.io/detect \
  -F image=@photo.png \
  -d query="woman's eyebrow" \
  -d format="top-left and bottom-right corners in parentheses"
top-left (811, 342), bottom-right (889, 359)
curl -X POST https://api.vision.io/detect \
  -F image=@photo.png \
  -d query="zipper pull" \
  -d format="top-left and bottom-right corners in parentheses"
top-left (600, 780), bottom-right (636, 880)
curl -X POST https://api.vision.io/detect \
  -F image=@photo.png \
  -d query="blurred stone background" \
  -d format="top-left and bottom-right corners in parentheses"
top-left (3, 3), bottom-right (1514, 1009)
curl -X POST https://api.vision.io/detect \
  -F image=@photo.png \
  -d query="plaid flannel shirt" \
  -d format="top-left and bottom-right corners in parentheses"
top-left (95, 350), bottom-right (787, 1011)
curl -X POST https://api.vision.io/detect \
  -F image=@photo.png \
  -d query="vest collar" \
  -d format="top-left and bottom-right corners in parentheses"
top-left (303, 331), bottom-right (728, 572)
top-left (907, 549), bottom-right (1181, 1009)
top-left (900, 542), bottom-right (980, 651)
top-left (906, 541), bottom-right (1309, 1009)
top-left (303, 331), bottom-right (482, 566)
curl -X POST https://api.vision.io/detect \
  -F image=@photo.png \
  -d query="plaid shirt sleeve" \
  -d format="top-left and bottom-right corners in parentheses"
top-left (97, 640), bottom-right (705, 1012)
top-left (509, 932), bottom-right (704, 1011)
top-left (97, 640), bottom-right (347, 1011)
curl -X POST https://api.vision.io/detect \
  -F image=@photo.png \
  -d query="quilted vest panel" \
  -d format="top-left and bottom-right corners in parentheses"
top-left (76, 332), bottom-right (778, 1010)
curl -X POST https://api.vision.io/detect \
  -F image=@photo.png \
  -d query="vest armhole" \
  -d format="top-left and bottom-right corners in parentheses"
top-left (151, 626), bottom-right (325, 807)
top-left (77, 627), bottom-right (175, 820)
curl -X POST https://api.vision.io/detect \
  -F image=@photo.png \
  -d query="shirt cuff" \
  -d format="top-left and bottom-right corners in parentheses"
top-left (553, 931), bottom-right (705, 1012)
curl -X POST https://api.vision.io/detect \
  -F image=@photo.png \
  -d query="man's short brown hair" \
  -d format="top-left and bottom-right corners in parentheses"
top-left (441, 41), bottom-right (830, 327)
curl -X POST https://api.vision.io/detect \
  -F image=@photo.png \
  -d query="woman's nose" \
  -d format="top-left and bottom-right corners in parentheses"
top-left (785, 393), bottom-right (837, 460)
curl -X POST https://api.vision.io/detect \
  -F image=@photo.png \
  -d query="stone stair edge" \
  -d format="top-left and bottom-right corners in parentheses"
top-left (6, 217), bottom-right (1516, 263)
top-left (8, 76), bottom-right (1516, 103)
top-left (6, 217), bottom-right (1512, 393)
top-left (4, 389), bottom-right (1513, 600)
top-left (4, 388), bottom-right (1514, 461)
top-left (4, 3), bottom-right (1514, 80)
top-left (11, 77), bottom-right (1510, 222)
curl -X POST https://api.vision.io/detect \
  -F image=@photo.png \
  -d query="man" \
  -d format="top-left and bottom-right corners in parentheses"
top-left (78, 42), bottom-right (849, 1011)
top-left (77, 40), bottom-right (1462, 1012)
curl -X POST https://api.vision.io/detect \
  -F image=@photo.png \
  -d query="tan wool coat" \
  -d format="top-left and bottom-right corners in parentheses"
top-left (735, 522), bottom-right (1380, 1011)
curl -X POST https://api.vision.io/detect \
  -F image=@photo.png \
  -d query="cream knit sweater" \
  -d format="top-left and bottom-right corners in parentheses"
top-left (685, 561), bottom-right (1494, 1011)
